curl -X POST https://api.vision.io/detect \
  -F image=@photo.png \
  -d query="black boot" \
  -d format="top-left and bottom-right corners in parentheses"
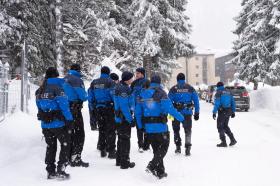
top-left (101, 150), bottom-right (107, 158)
top-left (146, 163), bottom-right (156, 176)
top-left (185, 146), bottom-right (191, 156)
top-left (47, 172), bottom-right (57, 179)
top-left (217, 135), bottom-right (227, 147)
top-left (57, 165), bottom-right (70, 180)
top-left (229, 138), bottom-right (237, 146)
top-left (108, 150), bottom-right (117, 159)
top-left (71, 159), bottom-right (89, 168)
top-left (156, 172), bottom-right (168, 179)
top-left (120, 162), bottom-right (135, 169)
top-left (175, 146), bottom-right (181, 154)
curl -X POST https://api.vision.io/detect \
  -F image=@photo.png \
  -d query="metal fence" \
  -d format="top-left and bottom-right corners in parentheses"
top-left (0, 59), bottom-right (32, 123)
top-left (0, 61), bottom-right (10, 122)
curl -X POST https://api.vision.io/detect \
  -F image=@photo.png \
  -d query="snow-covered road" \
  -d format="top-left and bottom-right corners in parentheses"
top-left (0, 101), bottom-right (279, 186)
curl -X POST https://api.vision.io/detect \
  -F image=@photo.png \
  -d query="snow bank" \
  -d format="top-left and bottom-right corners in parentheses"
top-left (250, 86), bottom-right (280, 112)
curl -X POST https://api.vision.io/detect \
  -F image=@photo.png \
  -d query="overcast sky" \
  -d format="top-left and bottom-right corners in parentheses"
top-left (187, 0), bottom-right (242, 54)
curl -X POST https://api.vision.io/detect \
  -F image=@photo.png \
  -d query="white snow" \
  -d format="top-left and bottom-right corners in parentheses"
top-left (0, 85), bottom-right (280, 186)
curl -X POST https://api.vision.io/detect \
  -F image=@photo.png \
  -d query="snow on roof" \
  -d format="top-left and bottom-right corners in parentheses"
top-left (195, 48), bottom-right (233, 58)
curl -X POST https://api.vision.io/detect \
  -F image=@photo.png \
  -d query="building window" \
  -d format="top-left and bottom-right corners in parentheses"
top-left (196, 65), bottom-right (199, 69)
top-left (195, 57), bottom-right (199, 60)
top-left (196, 82), bottom-right (199, 85)
top-left (196, 74), bottom-right (199, 77)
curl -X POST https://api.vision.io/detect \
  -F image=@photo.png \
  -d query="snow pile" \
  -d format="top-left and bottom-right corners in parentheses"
top-left (250, 86), bottom-right (280, 112)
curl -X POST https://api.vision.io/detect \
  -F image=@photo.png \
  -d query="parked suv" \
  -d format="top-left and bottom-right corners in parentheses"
top-left (225, 86), bottom-right (250, 111)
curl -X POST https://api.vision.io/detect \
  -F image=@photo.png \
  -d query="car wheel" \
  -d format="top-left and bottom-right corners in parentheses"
top-left (244, 109), bottom-right (249, 112)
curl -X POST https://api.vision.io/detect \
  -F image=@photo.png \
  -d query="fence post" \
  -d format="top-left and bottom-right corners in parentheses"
top-left (0, 60), bottom-right (5, 121)
top-left (21, 40), bottom-right (26, 112)
top-left (4, 62), bottom-right (9, 113)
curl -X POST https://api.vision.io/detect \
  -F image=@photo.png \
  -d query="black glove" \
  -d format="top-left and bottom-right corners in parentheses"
top-left (194, 113), bottom-right (199, 121)
top-left (65, 120), bottom-right (74, 130)
top-left (231, 113), bottom-right (235, 118)
top-left (212, 113), bottom-right (216, 120)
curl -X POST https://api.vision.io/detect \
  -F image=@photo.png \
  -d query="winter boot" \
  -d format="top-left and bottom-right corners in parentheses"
top-left (229, 138), bottom-right (237, 146)
top-left (156, 172), bottom-right (168, 179)
top-left (47, 172), bottom-right (57, 179)
top-left (146, 163), bottom-right (156, 176)
top-left (57, 165), bottom-right (70, 180)
top-left (138, 147), bottom-right (144, 153)
top-left (217, 135), bottom-right (227, 147)
top-left (175, 146), bottom-right (181, 154)
top-left (185, 146), bottom-right (191, 156)
top-left (120, 162), bottom-right (135, 169)
top-left (71, 159), bottom-right (89, 168)
top-left (108, 150), bottom-right (117, 159)
top-left (101, 150), bottom-right (107, 158)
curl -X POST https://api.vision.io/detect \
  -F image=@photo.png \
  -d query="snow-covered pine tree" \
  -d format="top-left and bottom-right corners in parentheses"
top-left (129, 0), bottom-right (193, 81)
top-left (267, 0), bottom-right (280, 85)
top-left (61, 0), bottom-right (130, 77)
top-left (0, 1), bottom-right (23, 73)
top-left (233, 0), bottom-right (280, 88)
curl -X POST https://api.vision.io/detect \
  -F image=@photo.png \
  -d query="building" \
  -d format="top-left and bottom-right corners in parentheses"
top-left (215, 53), bottom-right (237, 84)
top-left (169, 54), bottom-right (220, 88)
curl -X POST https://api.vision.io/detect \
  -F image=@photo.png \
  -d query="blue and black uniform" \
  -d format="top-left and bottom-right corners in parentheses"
top-left (168, 79), bottom-right (200, 154)
top-left (64, 69), bottom-right (88, 164)
top-left (135, 79), bottom-right (184, 178)
top-left (131, 77), bottom-right (150, 150)
top-left (88, 73), bottom-right (116, 157)
top-left (213, 84), bottom-right (237, 146)
top-left (36, 77), bottom-right (72, 177)
top-left (114, 79), bottom-right (135, 168)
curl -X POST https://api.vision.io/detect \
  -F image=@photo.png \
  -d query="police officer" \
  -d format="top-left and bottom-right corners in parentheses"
top-left (36, 67), bottom-right (72, 180)
top-left (135, 75), bottom-right (185, 179)
top-left (131, 67), bottom-right (150, 152)
top-left (63, 64), bottom-right (89, 167)
top-left (88, 66), bottom-right (116, 158)
top-left (168, 73), bottom-right (200, 156)
top-left (114, 71), bottom-right (136, 169)
top-left (212, 82), bottom-right (237, 147)
top-left (110, 73), bottom-right (120, 84)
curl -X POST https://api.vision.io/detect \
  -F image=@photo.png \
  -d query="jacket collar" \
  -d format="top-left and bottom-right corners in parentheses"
top-left (217, 86), bottom-right (225, 91)
top-left (47, 78), bottom-right (65, 86)
top-left (100, 73), bottom-right (109, 78)
top-left (68, 70), bottom-right (81, 78)
top-left (150, 83), bottom-right (160, 88)
top-left (177, 80), bottom-right (186, 85)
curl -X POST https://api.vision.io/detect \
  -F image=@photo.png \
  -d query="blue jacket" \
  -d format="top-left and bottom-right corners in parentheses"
top-left (88, 73), bottom-right (115, 110)
top-left (135, 83), bottom-right (184, 134)
top-left (114, 81), bottom-right (135, 124)
top-left (63, 70), bottom-right (87, 102)
top-left (131, 78), bottom-right (147, 102)
top-left (36, 78), bottom-right (73, 129)
top-left (213, 86), bottom-right (236, 114)
top-left (168, 80), bottom-right (200, 115)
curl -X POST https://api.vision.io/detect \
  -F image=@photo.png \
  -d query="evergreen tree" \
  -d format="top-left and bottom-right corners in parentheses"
top-left (233, 0), bottom-right (280, 88)
top-left (128, 0), bottom-right (193, 80)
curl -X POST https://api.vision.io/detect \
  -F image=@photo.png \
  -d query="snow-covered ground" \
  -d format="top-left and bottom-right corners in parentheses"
top-left (0, 87), bottom-right (280, 186)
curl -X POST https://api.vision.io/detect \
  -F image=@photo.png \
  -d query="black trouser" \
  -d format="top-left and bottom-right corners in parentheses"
top-left (89, 110), bottom-right (98, 129)
top-left (217, 109), bottom-right (235, 141)
top-left (96, 107), bottom-right (116, 153)
top-left (136, 125), bottom-right (150, 149)
top-left (116, 121), bottom-right (131, 166)
top-left (172, 115), bottom-right (192, 148)
top-left (147, 132), bottom-right (170, 175)
top-left (70, 107), bottom-right (85, 162)
top-left (42, 127), bottom-right (71, 173)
